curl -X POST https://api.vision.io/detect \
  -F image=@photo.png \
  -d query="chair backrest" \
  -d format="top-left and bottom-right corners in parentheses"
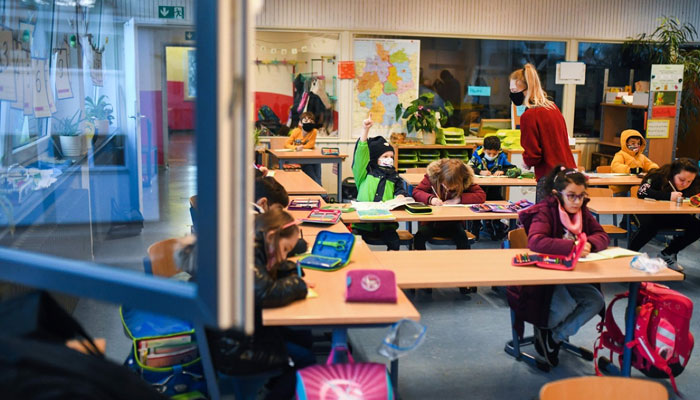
top-left (587, 187), bottom-right (613, 197)
top-left (596, 165), bottom-right (612, 173)
top-left (507, 228), bottom-right (528, 249)
top-left (539, 376), bottom-right (667, 400)
top-left (630, 185), bottom-right (639, 198)
top-left (269, 137), bottom-right (288, 150)
top-left (405, 167), bottom-right (427, 174)
top-left (146, 238), bottom-right (182, 277)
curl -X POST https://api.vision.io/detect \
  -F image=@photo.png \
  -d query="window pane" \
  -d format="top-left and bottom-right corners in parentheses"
top-left (355, 35), bottom-right (566, 135)
top-left (0, 0), bottom-right (197, 275)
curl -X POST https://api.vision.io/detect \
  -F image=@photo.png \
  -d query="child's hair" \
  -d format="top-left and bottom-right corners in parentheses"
top-left (509, 63), bottom-right (554, 110)
top-left (255, 176), bottom-right (289, 207)
top-left (483, 136), bottom-right (501, 151)
top-left (299, 112), bottom-right (315, 122)
top-left (626, 135), bottom-right (642, 144)
top-left (645, 158), bottom-right (700, 192)
top-left (544, 165), bottom-right (587, 201)
top-left (255, 205), bottom-right (299, 270)
top-left (433, 159), bottom-right (473, 199)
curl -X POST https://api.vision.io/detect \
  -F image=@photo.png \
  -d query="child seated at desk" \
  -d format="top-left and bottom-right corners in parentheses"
top-left (254, 175), bottom-right (307, 256)
top-left (514, 166), bottom-right (609, 367)
top-left (631, 158), bottom-right (700, 272)
top-left (411, 158), bottom-right (486, 250)
top-left (610, 129), bottom-right (659, 196)
top-left (285, 111), bottom-right (321, 185)
top-left (351, 118), bottom-right (408, 250)
top-left (468, 136), bottom-right (515, 239)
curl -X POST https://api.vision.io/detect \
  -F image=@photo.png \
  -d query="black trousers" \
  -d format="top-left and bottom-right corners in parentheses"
top-left (356, 229), bottom-right (400, 251)
top-left (414, 222), bottom-right (470, 250)
top-left (629, 214), bottom-right (700, 255)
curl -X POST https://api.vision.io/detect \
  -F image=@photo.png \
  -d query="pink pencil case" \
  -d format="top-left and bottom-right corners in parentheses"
top-left (346, 270), bottom-right (397, 303)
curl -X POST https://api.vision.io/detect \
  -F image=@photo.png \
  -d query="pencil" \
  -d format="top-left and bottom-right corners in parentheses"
top-left (668, 180), bottom-right (678, 192)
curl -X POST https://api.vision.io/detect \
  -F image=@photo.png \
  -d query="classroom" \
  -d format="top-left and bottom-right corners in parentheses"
top-left (1, 1), bottom-right (700, 399)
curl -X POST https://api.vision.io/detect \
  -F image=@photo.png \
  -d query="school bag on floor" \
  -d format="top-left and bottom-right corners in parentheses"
top-left (594, 282), bottom-right (694, 394)
top-left (296, 345), bottom-right (394, 400)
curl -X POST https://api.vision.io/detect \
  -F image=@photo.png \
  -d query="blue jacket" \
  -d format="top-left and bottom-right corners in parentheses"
top-left (468, 147), bottom-right (514, 174)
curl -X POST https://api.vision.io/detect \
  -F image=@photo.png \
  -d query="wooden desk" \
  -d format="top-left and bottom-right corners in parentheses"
top-left (401, 173), bottom-right (641, 187)
top-left (587, 197), bottom-right (700, 215)
top-left (271, 170), bottom-right (326, 195)
top-left (374, 248), bottom-right (683, 378)
top-left (267, 149), bottom-right (348, 201)
top-left (374, 249), bottom-right (683, 289)
top-left (341, 202), bottom-right (517, 224)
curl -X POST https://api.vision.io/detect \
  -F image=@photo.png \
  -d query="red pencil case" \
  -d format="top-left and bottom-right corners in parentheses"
top-left (511, 233), bottom-right (587, 271)
top-left (345, 270), bottom-right (397, 303)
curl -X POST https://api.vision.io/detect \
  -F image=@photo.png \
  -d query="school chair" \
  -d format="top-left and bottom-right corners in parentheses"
top-left (539, 376), bottom-right (667, 400)
top-left (143, 238), bottom-right (182, 277)
top-left (596, 165), bottom-right (612, 173)
top-left (189, 195), bottom-right (198, 233)
top-left (404, 167), bottom-right (427, 174)
top-left (587, 188), bottom-right (627, 246)
top-left (503, 228), bottom-right (595, 372)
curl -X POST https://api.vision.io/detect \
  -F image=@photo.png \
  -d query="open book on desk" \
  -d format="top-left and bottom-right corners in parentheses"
top-left (351, 196), bottom-right (416, 211)
top-left (579, 247), bottom-right (640, 262)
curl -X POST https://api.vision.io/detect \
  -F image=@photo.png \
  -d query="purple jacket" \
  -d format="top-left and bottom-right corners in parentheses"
top-left (507, 195), bottom-right (609, 336)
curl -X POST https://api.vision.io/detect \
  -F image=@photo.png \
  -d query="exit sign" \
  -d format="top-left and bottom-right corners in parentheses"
top-left (185, 31), bottom-right (196, 41)
top-left (158, 6), bottom-right (184, 19)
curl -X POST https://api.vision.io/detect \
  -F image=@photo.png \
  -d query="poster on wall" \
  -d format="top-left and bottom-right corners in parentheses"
top-left (352, 39), bottom-right (420, 137)
top-left (44, 57), bottom-right (56, 113)
top-left (53, 47), bottom-right (73, 99)
top-left (32, 58), bottom-right (51, 117)
top-left (650, 64), bottom-right (684, 92)
top-left (0, 29), bottom-right (17, 101)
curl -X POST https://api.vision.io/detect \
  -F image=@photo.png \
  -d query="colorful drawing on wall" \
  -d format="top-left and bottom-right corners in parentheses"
top-left (352, 39), bottom-right (420, 137)
top-left (185, 49), bottom-right (196, 100)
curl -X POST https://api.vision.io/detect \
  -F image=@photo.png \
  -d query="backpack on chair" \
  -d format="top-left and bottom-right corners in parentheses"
top-left (594, 282), bottom-right (694, 395)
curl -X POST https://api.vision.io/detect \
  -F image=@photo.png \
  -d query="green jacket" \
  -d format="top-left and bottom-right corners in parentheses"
top-left (352, 141), bottom-right (406, 232)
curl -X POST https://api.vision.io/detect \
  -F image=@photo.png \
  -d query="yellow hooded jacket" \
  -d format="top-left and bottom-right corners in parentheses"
top-left (610, 129), bottom-right (659, 194)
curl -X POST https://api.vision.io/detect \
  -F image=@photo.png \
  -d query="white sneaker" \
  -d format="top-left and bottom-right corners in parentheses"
top-left (658, 252), bottom-right (684, 272)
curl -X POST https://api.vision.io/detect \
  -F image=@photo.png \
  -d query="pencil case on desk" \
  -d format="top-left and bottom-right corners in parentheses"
top-left (346, 269), bottom-right (397, 303)
top-left (298, 231), bottom-right (355, 271)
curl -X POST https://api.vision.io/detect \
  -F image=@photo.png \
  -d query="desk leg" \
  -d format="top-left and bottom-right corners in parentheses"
top-left (195, 322), bottom-right (222, 399)
top-left (278, 159), bottom-right (284, 169)
top-left (622, 282), bottom-right (640, 377)
top-left (626, 214), bottom-right (632, 246)
top-left (337, 160), bottom-right (343, 203)
top-left (390, 358), bottom-right (399, 396)
top-left (331, 327), bottom-right (348, 363)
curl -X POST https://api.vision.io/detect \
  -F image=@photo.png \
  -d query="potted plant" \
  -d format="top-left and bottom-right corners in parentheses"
top-left (53, 110), bottom-right (83, 156)
top-left (395, 93), bottom-right (453, 144)
top-left (85, 95), bottom-right (114, 136)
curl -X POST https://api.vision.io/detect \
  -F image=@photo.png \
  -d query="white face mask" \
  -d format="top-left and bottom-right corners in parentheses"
top-left (484, 154), bottom-right (497, 161)
top-left (378, 157), bottom-right (394, 168)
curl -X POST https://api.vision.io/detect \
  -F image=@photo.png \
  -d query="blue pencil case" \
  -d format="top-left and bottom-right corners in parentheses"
top-left (299, 231), bottom-right (355, 271)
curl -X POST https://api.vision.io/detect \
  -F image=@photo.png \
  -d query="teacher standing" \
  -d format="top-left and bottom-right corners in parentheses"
top-left (510, 64), bottom-right (576, 202)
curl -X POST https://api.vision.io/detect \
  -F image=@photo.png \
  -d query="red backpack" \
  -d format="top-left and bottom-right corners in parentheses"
top-left (594, 282), bottom-right (694, 394)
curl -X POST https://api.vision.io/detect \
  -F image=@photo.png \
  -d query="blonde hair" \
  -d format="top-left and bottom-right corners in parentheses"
top-left (509, 63), bottom-right (555, 110)
top-left (434, 159), bottom-right (473, 199)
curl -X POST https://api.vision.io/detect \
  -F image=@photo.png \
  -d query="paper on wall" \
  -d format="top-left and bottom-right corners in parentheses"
top-left (32, 58), bottom-right (51, 117)
top-left (44, 55), bottom-right (56, 113)
top-left (53, 48), bottom-right (73, 99)
top-left (22, 50), bottom-right (32, 115)
top-left (10, 41), bottom-right (24, 110)
top-left (0, 29), bottom-right (17, 101)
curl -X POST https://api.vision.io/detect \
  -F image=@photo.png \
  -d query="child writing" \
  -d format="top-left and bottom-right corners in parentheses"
top-left (631, 158), bottom-right (700, 272)
top-left (515, 166), bottom-right (609, 366)
top-left (468, 135), bottom-right (515, 239)
top-left (352, 118), bottom-right (408, 250)
top-left (411, 159), bottom-right (486, 250)
top-left (285, 111), bottom-right (321, 185)
top-left (610, 129), bottom-right (659, 196)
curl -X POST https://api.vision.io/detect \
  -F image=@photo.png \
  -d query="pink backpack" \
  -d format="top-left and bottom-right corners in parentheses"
top-left (594, 282), bottom-right (694, 394)
top-left (296, 346), bottom-right (393, 400)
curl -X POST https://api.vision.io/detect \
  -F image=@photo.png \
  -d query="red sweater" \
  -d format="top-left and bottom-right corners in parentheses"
top-left (520, 105), bottom-right (576, 180)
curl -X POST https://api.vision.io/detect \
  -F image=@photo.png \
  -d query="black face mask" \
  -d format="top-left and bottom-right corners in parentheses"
top-left (302, 123), bottom-right (315, 132)
top-left (509, 91), bottom-right (525, 106)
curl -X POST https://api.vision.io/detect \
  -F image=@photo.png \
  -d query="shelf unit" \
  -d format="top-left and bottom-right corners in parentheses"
top-left (392, 144), bottom-right (475, 173)
top-left (595, 102), bottom-right (647, 170)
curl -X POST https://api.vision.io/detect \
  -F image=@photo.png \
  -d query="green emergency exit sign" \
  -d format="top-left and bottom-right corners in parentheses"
top-left (158, 6), bottom-right (184, 19)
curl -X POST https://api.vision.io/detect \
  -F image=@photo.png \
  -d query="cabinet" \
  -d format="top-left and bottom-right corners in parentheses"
top-left (593, 103), bottom-right (647, 169)
top-left (392, 144), bottom-right (475, 173)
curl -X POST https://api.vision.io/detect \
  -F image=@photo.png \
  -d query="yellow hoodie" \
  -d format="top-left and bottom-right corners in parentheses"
top-left (610, 129), bottom-right (660, 193)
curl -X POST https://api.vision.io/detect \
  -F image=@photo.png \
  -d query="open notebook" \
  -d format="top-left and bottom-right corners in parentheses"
top-left (578, 247), bottom-right (640, 262)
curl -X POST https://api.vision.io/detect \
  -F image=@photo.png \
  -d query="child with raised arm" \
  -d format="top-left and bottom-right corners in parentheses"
top-left (351, 118), bottom-right (408, 250)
